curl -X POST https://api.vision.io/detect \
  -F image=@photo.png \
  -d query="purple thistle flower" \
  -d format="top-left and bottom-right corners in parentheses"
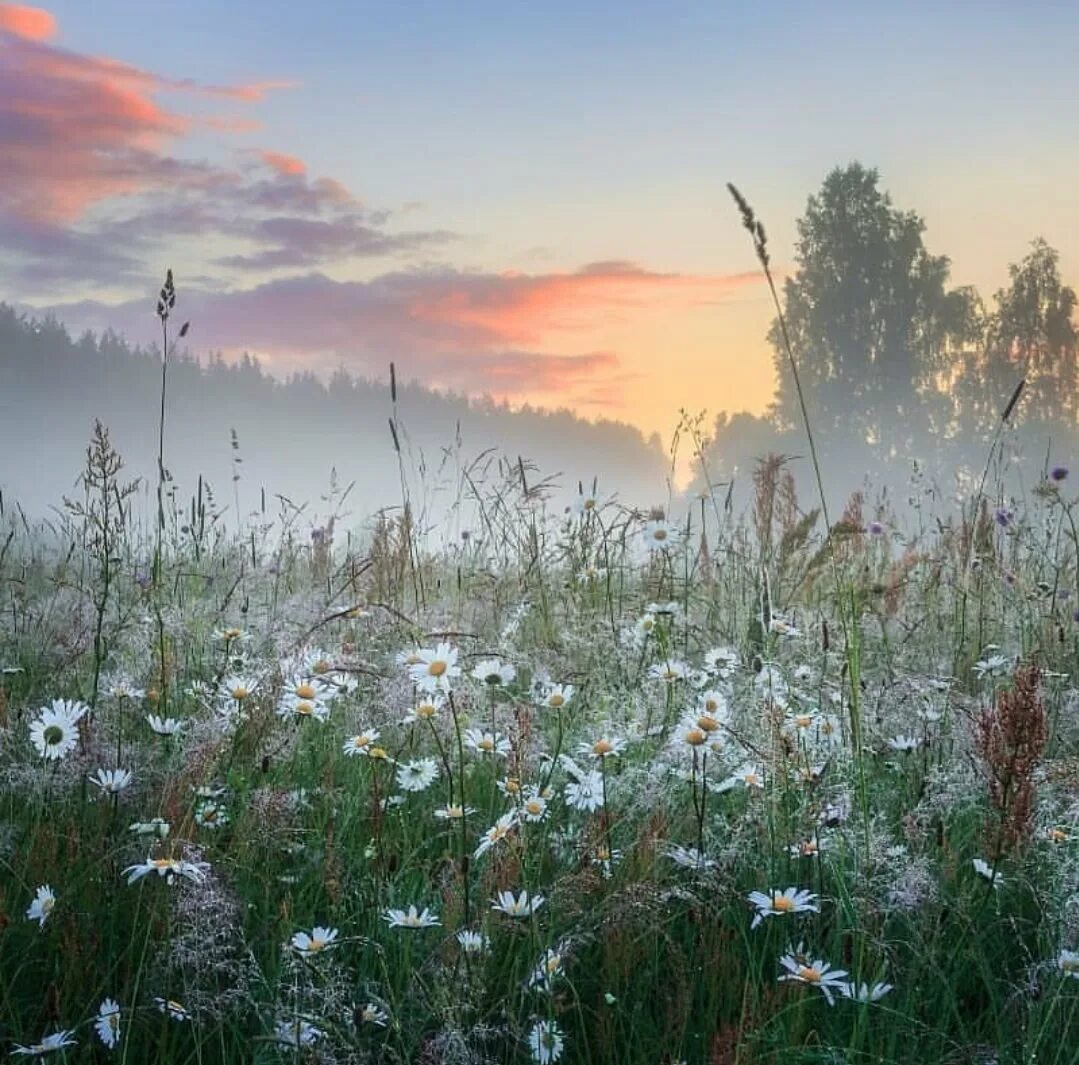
top-left (868, 521), bottom-right (884, 536)
top-left (994, 507), bottom-right (1012, 528)
top-left (1051, 465), bottom-right (1069, 483)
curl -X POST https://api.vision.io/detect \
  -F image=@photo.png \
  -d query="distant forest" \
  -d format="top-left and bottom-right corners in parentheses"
top-left (0, 307), bottom-right (668, 528)
top-left (692, 164), bottom-right (1079, 512)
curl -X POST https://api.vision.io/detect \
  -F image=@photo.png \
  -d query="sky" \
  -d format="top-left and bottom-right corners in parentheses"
top-left (3, 0), bottom-right (1079, 452)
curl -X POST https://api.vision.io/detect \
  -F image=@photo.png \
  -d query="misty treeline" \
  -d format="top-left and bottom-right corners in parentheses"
top-left (0, 307), bottom-right (668, 530)
top-left (692, 163), bottom-right (1078, 516)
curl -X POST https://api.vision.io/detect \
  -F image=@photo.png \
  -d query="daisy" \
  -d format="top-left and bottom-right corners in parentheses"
top-left (538, 684), bottom-right (574, 711)
top-left (887, 735), bottom-right (922, 753)
top-left (274, 1018), bottom-right (323, 1047)
top-left (464, 729), bottom-right (512, 758)
top-left (972, 857), bottom-right (1006, 888)
top-left (703, 646), bottom-right (740, 679)
top-left (342, 730), bottom-right (380, 756)
top-left (28, 699), bottom-right (86, 761)
top-left (492, 889), bottom-right (544, 918)
top-left (789, 838), bottom-right (825, 859)
top-left (642, 519), bottom-right (680, 551)
top-left (212, 626), bottom-right (249, 645)
top-left (1057, 949), bottom-right (1079, 979)
top-left (697, 689), bottom-right (730, 724)
top-left (633, 613), bottom-right (658, 643)
top-left (90, 768), bottom-right (133, 796)
top-left (395, 647), bottom-right (424, 669)
top-left (123, 856), bottom-right (209, 886)
top-left (194, 801), bottom-right (228, 829)
top-left (154, 999), bottom-right (190, 1021)
top-left (10, 1031), bottom-right (77, 1056)
top-left (666, 844), bottom-right (716, 872)
top-left (474, 811), bottom-right (519, 859)
top-left (577, 735), bottom-right (625, 760)
top-left (290, 926), bottom-right (339, 956)
top-left (572, 488), bottom-right (600, 516)
top-left (973, 653), bottom-right (1011, 679)
top-left (747, 887), bottom-right (820, 929)
top-left (564, 768), bottom-right (604, 812)
top-left (840, 981), bottom-right (894, 1002)
top-left (396, 757), bottom-right (439, 793)
top-left (277, 677), bottom-right (331, 722)
top-left (648, 659), bottom-right (690, 684)
top-left (456, 929), bottom-right (490, 954)
top-left (357, 1003), bottom-right (389, 1027)
top-left (769, 616), bottom-right (801, 637)
top-left (26, 885), bottom-right (56, 929)
top-left (147, 714), bottom-right (183, 736)
top-left (528, 947), bottom-right (565, 990)
top-left (383, 904), bottom-right (441, 929)
top-left (435, 803), bottom-right (476, 820)
top-left (408, 643), bottom-right (461, 693)
top-left (129, 818), bottom-right (170, 838)
top-left (95, 999), bottom-right (121, 1049)
top-left (527, 1019), bottom-right (565, 1064)
top-left (220, 674), bottom-right (258, 704)
top-left (519, 792), bottom-right (549, 823)
top-left (778, 948), bottom-right (848, 1005)
top-left (104, 675), bottom-right (145, 701)
top-left (473, 659), bottom-right (516, 687)
top-left (402, 695), bottom-right (443, 724)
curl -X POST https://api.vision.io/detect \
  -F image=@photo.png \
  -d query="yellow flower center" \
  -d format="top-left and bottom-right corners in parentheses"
top-left (593, 739), bottom-right (613, 756)
top-left (503, 778), bottom-right (521, 793)
top-left (684, 728), bottom-right (706, 746)
top-left (547, 694), bottom-right (564, 708)
top-left (525, 799), bottom-right (544, 816)
top-left (313, 659), bottom-right (332, 674)
top-left (41, 896), bottom-right (55, 914)
top-left (231, 686), bottom-right (249, 701)
top-left (444, 805), bottom-right (464, 818)
top-left (583, 498), bottom-right (595, 510)
top-left (653, 528), bottom-right (668, 541)
top-left (545, 954), bottom-right (562, 973)
top-left (1062, 958), bottom-right (1079, 973)
top-left (771, 895), bottom-right (795, 912)
top-left (168, 1001), bottom-right (184, 1013)
top-left (798, 965), bottom-right (822, 983)
top-left (351, 734), bottom-right (372, 749)
top-left (295, 683), bottom-right (317, 700)
top-left (697, 715), bottom-right (719, 732)
top-left (202, 808), bottom-right (218, 822)
top-left (794, 714), bottom-right (813, 729)
top-left (478, 738), bottom-right (495, 751)
top-left (744, 773), bottom-right (761, 786)
top-left (153, 859), bottom-right (178, 871)
top-left (308, 937), bottom-right (326, 952)
top-left (223, 628), bottom-right (242, 640)
top-left (1049, 828), bottom-right (1068, 842)
top-left (369, 746), bottom-right (388, 759)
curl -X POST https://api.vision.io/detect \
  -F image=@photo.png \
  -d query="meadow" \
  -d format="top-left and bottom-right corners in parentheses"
top-left (1, 391), bottom-right (1078, 1065)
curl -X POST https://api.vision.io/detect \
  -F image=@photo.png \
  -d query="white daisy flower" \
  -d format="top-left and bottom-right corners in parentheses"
top-left (342, 730), bottom-right (380, 756)
top-left (129, 818), bottom-right (170, 838)
top-left (473, 659), bottom-right (516, 687)
top-left (408, 643), bottom-right (460, 693)
top-left (642, 519), bottom-right (680, 551)
top-left (538, 683), bottom-right (574, 711)
top-left (146, 715), bottom-right (183, 736)
top-left (703, 647), bottom-right (739, 679)
top-left (154, 999), bottom-right (191, 1021)
top-left (474, 811), bottom-right (519, 859)
top-left (840, 981), bottom-right (894, 1002)
top-left (491, 889), bottom-right (544, 918)
top-left (95, 999), bottom-right (121, 1049)
top-left (273, 1018), bottom-right (324, 1047)
top-left (564, 768), bottom-right (604, 812)
top-left (648, 659), bottom-right (690, 684)
top-left (747, 887), bottom-right (820, 929)
top-left (10, 1031), bottom-right (78, 1056)
top-left (666, 844), bottom-right (716, 872)
top-left (28, 699), bottom-right (87, 761)
top-left (577, 735), bottom-right (625, 760)
top-left (357, 1003), bottom-right (389, 1027)
top-left (464, 729), bottom-right (512, 758)
top-left (26, 885), bottom-right (56, 929)
top-left (90, 768), bottom-right (133, 796)
top-left (972, 857), bottom-right (1006, 888)
top-left (383, 904), bottom-right (441, 929)
top-left (395, 757), bottom-right (439, 793)
top-left (402, 695), bottom-right (443, 724)
top-left (1057, 949), bottom-right (1079, 979)
top-left (456, 929), bottom-right (490, 954)
top-left (123, 856), bottom-right (209, 886)
top-left (434, 803), bottom-right (476, 821)
top-left (290, 926), bottom-right (339, 956)
top-left (777, 948), bottom-right (848, 1005)
top-left (194, 801), bottom-right (228, 829)
top-left (528, 947), bottom-right (565, 990)
top-left (527, 1019), bottom-right (565, 1063)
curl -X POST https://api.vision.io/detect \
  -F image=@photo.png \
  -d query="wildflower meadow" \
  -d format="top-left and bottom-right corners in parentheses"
top-left (2, 271), bottom-right (1079, 1063)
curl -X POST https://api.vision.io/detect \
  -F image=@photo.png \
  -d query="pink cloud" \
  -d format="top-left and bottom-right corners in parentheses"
top-left (0, 3), bottom-right (54, 40)
top-left (0, 9), bottom-right (290, 223)
top-left (259, 150), bottom-right (307, 176)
